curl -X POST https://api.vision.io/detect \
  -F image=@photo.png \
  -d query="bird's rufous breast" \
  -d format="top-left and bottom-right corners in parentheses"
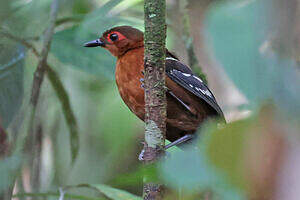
top-left (115, 47), bottom-right (145, 120)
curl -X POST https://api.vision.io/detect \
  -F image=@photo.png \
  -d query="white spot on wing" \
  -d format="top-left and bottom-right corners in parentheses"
top-left (189, 84), bottom-right (194, 88)
top-left (199, 88), bottom-right (212, 98)
top-left (193, 75), bottom-right (203, 82)
top-left (166, 57), bottom-right (178, 61)
top-left (182, 72), bottom-right (191, 77)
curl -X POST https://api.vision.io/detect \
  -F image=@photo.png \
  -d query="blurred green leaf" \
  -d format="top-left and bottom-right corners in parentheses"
top-left (202, 120), bottom-right (253, 190)
top-left (0, 0), bottom-right (11, 25)
top-left (0, 43), bottom-right (24, 128)
top-left (205, 0), bottom-right (278, 105)
top-left (13, 192), bottom-right (102, 200)
top-left (161, 121), bottom-right (248, 200)
top-left (112, 164), bottom-right (159, 187)
top-left (7, 0), bottom-right (52, 37)
top-left (90, 184), bottom-right (142, 200)
top-left (70, 184), bottom-right (142, 200)
top-left (76, 0), bottom-right (142, 41)
top-left (51, 27), bottom-right (115, 79)
top-left (51, 0), bottom-right (143, 79)
top-left (0, 154), bottom-right (22, 194)
top-left (47, 66), bottom-right (79, 163)
top-left (76, 0), bottom-right (124, 41)
top-left (206, 0), bottom-right (300, 118)
top-left (96, 85), bottom-right (142, 168)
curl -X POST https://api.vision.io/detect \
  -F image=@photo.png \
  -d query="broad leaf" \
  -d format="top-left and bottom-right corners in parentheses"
top-left (0, 43), bottom-right (24, 128)
top-left (85, 184), bottom-right (142, 200)
top-left (205, 1), bottom-right (281, 106)
top-left (51, 27), bottom-right (115, 79)
top-left (0, 154), bottom-right (22, 194)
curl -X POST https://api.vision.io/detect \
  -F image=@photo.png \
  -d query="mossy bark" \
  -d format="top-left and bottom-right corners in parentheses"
top-left (143, 0), bottom-right (166, 199)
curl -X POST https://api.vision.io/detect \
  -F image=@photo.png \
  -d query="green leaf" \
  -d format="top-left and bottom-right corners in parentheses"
top-left (0, 0), bottom-right (11, 25)
top-left (68, 184), bottom-right (142, 200)
top-left (206, 0), bottom-right (300, 119)
top-left (46, 66), bottom-right (79, 164)
top-left (13, 192), bottom-right (103, 200)
top-left (75, 0), bottom-right (142, 43)
top-left (160, 120), bottom-right (251, 200)
top-left (85, 184), bottom-right (142, 200)
top-left (96, 85), bottom-right (142, 166)
top-left (14, 183), bottom-right (142, 200)
top-left (51, 27), bottom-right (115, 79)
top-left (161, 147), bottom-right (245, 200)
top-left (112, 164), bottom-right (160, 187)
top-left (0, 154), bottom-right (22, 194)
top-left (8, 0), bottom-right (52, 37)
top-left (205, 1), bottom-right (280, 105)
top-left (200, 120), bottom-right (253, 190)
top-left (0, 43), bottom-right (24, 128)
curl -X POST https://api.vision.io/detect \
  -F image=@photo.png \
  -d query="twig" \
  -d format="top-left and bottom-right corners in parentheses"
top-left (30, 0), bottom-right (59, 106)
top-left (0, 29), bottom-right (40, 57)
top-left (25, 0), bottom-right (60, 192)
top-left (46, 64), bottom-right (79, 163)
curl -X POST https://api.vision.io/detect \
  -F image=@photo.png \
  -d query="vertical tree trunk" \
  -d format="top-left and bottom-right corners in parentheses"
top-left (142, 0), bottom-right (167, 199)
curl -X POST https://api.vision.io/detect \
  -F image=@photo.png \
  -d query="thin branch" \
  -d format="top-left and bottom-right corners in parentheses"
top-left (46, 64), bottom-right (79, 163)
top-left (30, 0), bottom-right (59, 106)
top-left (0, 29), bottom-right (40, 57)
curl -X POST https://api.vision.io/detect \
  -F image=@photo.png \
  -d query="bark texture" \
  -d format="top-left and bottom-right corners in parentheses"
top-left (143, 0), bottom-right (167, 199)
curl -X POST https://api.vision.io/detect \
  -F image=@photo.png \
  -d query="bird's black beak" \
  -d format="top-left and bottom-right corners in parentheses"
top-left (84, 39), bottom-right (105, 47)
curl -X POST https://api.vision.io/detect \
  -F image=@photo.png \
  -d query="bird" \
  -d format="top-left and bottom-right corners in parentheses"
top-left (84, 26), bottom-right (225, 149)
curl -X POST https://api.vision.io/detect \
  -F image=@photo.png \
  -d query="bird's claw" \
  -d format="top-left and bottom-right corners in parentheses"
top-left (140, 78), bottom-right (145, 89)
top-left (138, 149), bottom-right (145, 161)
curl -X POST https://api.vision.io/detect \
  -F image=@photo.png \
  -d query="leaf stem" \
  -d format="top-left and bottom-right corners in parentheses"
top-left (46, 64), bottom-right (79, 163)
top-left (30, 0), bottom-right (59, 106)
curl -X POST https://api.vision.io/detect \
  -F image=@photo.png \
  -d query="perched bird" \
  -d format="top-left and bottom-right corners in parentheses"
top-left (84, 26), bottom-right (225, 149)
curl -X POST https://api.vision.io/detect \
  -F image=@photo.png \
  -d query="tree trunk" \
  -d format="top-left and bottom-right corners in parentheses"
top-left (142, 0), bottom-right (167, 199)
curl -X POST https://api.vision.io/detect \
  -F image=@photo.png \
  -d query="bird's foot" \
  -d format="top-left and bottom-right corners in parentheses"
top-left (138, 149), bottom-right (145, 161)
top-left (139, 141), bottom-right (169, 161)
top-left (140, 78), bottom-right (145, 89)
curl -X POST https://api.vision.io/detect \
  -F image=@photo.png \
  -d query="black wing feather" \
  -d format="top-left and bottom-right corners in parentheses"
top-left (165, 57), bottom-right (225, 119)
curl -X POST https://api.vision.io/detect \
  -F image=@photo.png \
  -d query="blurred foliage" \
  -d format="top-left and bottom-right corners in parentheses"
top-left (0, 154), bottom-right (22, 194)
top-left (205, 0), bottom-right (300, 112)
top-left (51, 27), bottom-right (116, 79)
top-left (0, 43), bottom-right (24, 128)
top-left (0, 0), bottom-right (299, 199)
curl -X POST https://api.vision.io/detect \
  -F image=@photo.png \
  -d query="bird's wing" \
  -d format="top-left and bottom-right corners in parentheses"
top-left (165, 56), bottom-right (224, 119)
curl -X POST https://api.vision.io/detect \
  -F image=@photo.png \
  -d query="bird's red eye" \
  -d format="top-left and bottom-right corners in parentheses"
top-left (107, 32), bottom-right (126, 43)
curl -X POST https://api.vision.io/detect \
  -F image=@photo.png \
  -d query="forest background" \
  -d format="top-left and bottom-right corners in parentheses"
top-left (0, 0), bottom-right (299, 199)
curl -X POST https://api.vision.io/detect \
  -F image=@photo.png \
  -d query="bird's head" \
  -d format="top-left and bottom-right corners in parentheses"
top-left (84, 26), bottom-right (144, 57)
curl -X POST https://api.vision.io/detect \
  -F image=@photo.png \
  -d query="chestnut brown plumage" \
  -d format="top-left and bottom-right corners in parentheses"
top-left (84, 26), bottom-right (225, 148)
